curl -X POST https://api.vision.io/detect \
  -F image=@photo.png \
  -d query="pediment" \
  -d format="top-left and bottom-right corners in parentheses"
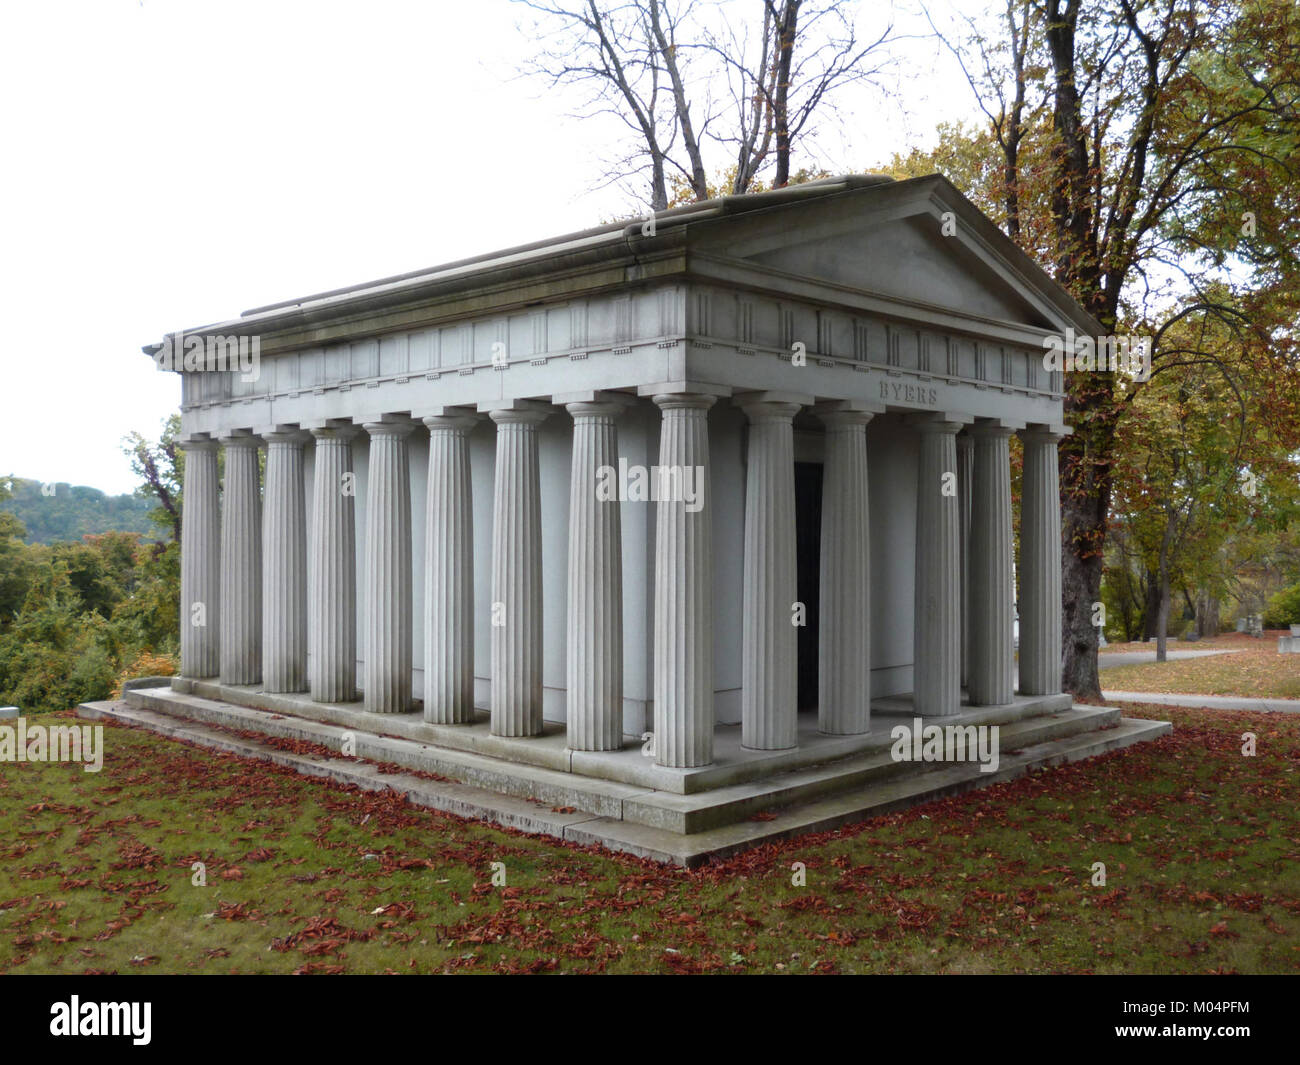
top-left (688, 176), bottom-right (1089, 336)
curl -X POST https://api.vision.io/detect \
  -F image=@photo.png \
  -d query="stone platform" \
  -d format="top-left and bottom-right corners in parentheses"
top-left (77, 678), bottom-right (1171, 866)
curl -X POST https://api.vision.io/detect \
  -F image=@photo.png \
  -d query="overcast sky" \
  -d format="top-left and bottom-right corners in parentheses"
top-left (1, 0), bottom-right (983, 496)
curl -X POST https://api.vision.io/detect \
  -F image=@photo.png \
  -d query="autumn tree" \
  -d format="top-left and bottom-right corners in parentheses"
top-left (1107, 299), bottom-right (1300, 658)
top-left (918, 0), bottom-right (1300, 696)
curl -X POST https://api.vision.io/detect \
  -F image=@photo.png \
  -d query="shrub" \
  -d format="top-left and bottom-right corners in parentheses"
top-left (111, 650), bottom-right (178, 699)
top-left (1262, 583), bottom-right (1300, 629)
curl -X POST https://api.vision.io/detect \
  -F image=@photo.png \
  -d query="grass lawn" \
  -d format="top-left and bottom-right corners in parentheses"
top-left (1, 704), bottom-right (1297, 974)
top-left (1101, 633), bottom-right (1300, 699)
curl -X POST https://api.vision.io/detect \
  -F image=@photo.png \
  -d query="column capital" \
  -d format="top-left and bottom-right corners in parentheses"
top-left (638, 380), bottom-right (731, 401)
top-left (553, 389), bottom-right (637, 410)
top-left (565, 401), bottom-right (626, 419)
top-left (309, 424), bottom-right (359, 443)
top-left (179, 435), bottom-right (220, 452)
top-left (218, 429), bottom-right (262, 448)
top-left (652, 392), bottom-right (717, 413)
top-left (261, 428), bottom-right (312, 446)
top-left (910, 413), bottom-right (969, 435)
top-left (362, 416), bottom-right (417, 438)
top-left (488, 407), bottom-right (551, 427)
top-left (967, 417), bottom-right (1022, 439)
top-left (735, 393), bottom-right (804, 423)
top-left (422, 409), bottom-right (480, 433)
top-left (811, 399), bottom-right (883, 428)
top-left (1019, 422), bottom-right (1071, 443)
top-left (815, 409), bottom-right (876, 429)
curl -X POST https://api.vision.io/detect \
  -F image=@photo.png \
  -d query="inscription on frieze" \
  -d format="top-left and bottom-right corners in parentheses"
top-left (880, 379), bottom-right (939, 407)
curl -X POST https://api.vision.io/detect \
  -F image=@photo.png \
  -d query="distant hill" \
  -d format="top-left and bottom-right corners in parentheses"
top-left (1, 477), bottom-right (158, 544)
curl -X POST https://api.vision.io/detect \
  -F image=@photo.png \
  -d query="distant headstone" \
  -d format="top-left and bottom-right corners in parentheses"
top-left (0, 707), bottom-right (18, 720)
top-left (1235, 618), bottom-right (1247, 632)
top-left (1280, 637), bottom-right (1300, 654)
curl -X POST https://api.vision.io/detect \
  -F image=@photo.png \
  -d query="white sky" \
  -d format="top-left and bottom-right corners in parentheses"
top-left (0, 0), bottom-right (982, 496)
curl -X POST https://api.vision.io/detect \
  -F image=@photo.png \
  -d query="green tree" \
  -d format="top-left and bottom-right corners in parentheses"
top-left (122, 412), bottom-right (182, 543)
top-left (906, 0), bottom-right (1300, 695)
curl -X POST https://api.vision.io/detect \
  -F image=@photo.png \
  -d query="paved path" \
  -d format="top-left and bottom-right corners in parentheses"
top-left (1097, 649), bottom-right (1241, 669)
top-left (1102, 691), bottom-right (1300, 713)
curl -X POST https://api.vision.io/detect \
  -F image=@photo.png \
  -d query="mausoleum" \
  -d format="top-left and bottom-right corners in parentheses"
top-left (103, 175), bottom-right (1168, 864)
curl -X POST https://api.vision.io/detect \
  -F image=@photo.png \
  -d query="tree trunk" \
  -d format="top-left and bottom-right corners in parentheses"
top-left (1155, 569), bottom-right (1171, 663)
top-left (1141, 571), bottom-right (1161, 642)
top-left (1060, 490), bottom-right (1106, 698)
top-left (650, 155), bottom-right (667, 213)
top-left (1154, 513), bottom-right (1177, 662)
top-left (1196, 593), bottom-right (1220, 638)
top-left (771, 1), bottom-right (800, 188)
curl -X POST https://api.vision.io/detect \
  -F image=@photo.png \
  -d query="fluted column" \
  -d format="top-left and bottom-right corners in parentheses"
top-left (817, 409), bottom-right (873, 735)
top-left (219, 433), bottom-right (262, 685)
top-left (653, 393), bottom-right (715, 768)
top-left (489, 406), bottom-right (549, 737)
top-left (363, 420), bottom-right (414, 714)
top-left (179, 439), bottom-right (220, 677)
top-left (262, 430), bottom-right (309, 693)
top-left (1019, 428), bottom-right (1064, 695)
top-left (739, 399), bottom-right (800, 751)
top-left (957, 433), bottom-right (974, 688)
top-left (968, 422), bottom-right (1015, 705)
top-left (309, 427), bottom-right (357, 702)
top-left (913, 418), bottom-right (962, 716)
top-left (566, 401), bottom-right (624, 750)
top-left (423, 413), bottom-right (477, 724)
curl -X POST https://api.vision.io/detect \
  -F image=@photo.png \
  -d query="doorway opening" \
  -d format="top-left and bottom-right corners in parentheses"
top-left (794, 462), bottom-right (823, 713)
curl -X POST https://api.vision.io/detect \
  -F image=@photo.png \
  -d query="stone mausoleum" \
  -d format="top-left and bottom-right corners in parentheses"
top-left (106, 175), bottom-right (1167, 864)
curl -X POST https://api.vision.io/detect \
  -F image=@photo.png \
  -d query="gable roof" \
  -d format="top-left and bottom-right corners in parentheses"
top-left (144, 173), bottom-right (1103, 356)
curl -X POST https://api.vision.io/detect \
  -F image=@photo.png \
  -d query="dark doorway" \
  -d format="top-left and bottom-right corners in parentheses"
top-left (794, 462), bottom-right (823, 712)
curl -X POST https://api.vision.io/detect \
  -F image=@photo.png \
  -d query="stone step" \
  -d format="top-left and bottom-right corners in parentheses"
top-left (117, 687), bottom-right (658, 820)
top-left (154, 678), bottom-right (1078, 794)
top-left (77, 700), bottom-right (607, 840)
top-left (124, 686), bottom-right (1117, 832)
top-left (111, 686), bottom-right (1125, 835)
top-left (624, 705), bottom-right (1122, 833)
top-left (78, 698), bottom-right (1169, 866)
top-left (566, 717), bottom-right (1173, 865)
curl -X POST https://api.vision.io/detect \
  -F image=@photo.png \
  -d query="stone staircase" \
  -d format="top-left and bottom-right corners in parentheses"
top-left (78, 680), bottom-right (1170, 866)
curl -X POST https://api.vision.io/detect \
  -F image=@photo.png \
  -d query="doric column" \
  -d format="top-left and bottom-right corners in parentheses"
top-left (1019, 427), bottom-right (1064, 695)
top-left (262, 430), bottom-right (309, 693)
top-left (968, 421), bottom-right (1016, 705)
top-left (423, 412), bottom-right (477, 725)
top-left (913, 418), bottom-right (963, 716)
top-left (179, 438), bottom-right (220, 678)
top-left (738, 398), bottom-right (800, 751)
top-left (489, 405), bottom-right (549, 737)
top-left (565, 399), bottom-right (624, 751)
top-left (309, 426), bottom-right (357, 703)
top-left (219, 432), bottom-right (262, 685)
top-left (817, 407), bottom-right (873, 735)
top-left (652, 393), bottom-right (715, 768)
top-left (957, 433), bottom-right (974, 688)
top-left (362, 419), bottom-right (414, 714)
